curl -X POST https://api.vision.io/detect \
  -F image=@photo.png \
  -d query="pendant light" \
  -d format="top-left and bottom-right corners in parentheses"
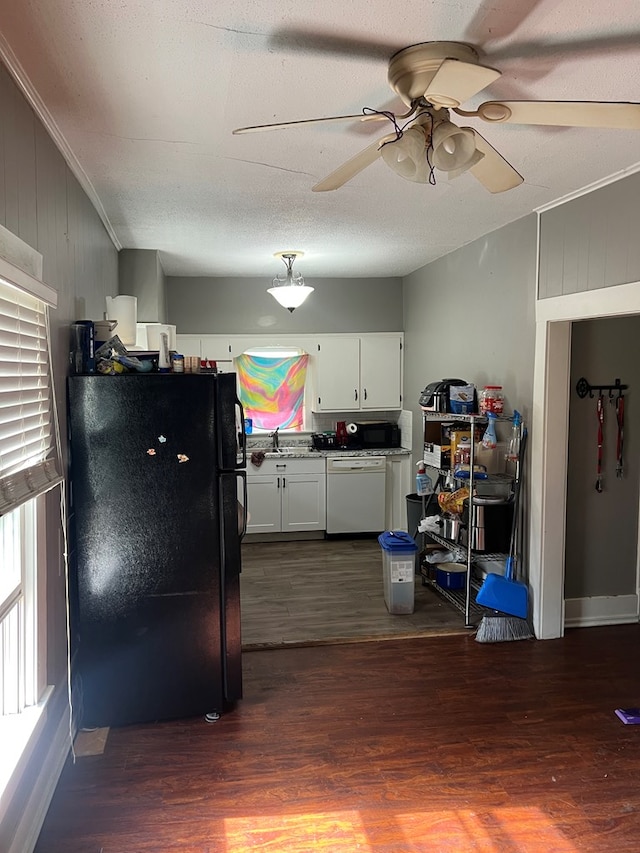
top-left (268, 251), bottom-right (314, 312)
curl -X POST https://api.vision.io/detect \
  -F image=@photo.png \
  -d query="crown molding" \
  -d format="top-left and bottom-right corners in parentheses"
top-left (535, 159), bottom-right (640, 214)
top-left (0, 33), bottom-right (121, 251)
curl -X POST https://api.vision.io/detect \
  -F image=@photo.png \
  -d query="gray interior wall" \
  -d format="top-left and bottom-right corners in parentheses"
top-left (0, 63), bottom-right (118, 850)
top-left (118, 248), bottom-right (167, 322)
top-left (402, 215), bottom-right (538, 463)
top-left (166, 276), bottom-right (403, 334)
top-left (565, 316), bottom-right (640, 598)
top-left (539, 172), bottom-right (640, 299)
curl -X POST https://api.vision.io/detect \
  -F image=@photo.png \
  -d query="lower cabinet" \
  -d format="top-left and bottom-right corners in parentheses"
top-left (246, 457), bottom-right (326, 534)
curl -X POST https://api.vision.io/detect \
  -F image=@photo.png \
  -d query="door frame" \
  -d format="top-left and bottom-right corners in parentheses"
top-left (530, 280), bottom-right (640, 639)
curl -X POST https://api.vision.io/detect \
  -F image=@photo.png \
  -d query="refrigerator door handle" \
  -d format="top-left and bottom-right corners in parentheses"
top-left (237, 471), bottom-right (247, 540)
top-left (235, 397), bottom-right (247, 469)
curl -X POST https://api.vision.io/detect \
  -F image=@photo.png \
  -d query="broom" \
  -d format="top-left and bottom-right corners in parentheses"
top-left (475, 425), bottom-right (534, 643)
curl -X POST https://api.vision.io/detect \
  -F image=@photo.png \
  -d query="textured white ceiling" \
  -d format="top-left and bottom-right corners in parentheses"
top-left (1, 0), bottom-right (640, 278)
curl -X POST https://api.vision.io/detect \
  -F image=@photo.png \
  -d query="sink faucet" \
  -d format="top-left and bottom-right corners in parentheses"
top-left (270, 427), bottom-right (279, 450)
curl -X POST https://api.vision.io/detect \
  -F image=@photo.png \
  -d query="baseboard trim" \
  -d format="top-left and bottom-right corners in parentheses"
top-left (8, 697), bottom-right (72, 853)
top-left (564, 594), bottom-right (639, 628)
top-left (243, 531), bottom-right (325, 543)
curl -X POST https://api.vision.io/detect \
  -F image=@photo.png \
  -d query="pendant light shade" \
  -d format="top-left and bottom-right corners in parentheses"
top-left (268, 251), bottom-right (313, 312)
top-left (380, 127), bottom-right (429, 183)
top-left (432, 121), bottom-right (484, 175)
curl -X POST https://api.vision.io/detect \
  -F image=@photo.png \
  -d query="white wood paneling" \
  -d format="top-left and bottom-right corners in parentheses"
top-left (539, 172), bottom-right (640, 298)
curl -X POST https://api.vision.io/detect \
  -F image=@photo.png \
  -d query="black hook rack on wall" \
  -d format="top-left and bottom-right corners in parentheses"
top-left (575, 377), bottom-right (628, 399)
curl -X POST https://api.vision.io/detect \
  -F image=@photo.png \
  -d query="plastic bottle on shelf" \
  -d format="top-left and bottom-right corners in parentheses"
top-left (481, 412), bottom-right (498, 449)
top-left (505, 410), bottom-right (522, 463)
top-left (416, 462), bottom-right (433, 496)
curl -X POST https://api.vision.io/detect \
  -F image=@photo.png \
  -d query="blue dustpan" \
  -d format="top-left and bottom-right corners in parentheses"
top-left (475, 556), bottom-right (528, 619)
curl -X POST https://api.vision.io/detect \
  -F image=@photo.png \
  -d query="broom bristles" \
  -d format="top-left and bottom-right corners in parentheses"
top-left (475, 612), bottom-right (534, 643)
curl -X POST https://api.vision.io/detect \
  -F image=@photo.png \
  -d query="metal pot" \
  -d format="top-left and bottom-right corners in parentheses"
top-left (460, 497), bottom-right (513, 553)
top-left (441, 514), bottom-right (460, 542)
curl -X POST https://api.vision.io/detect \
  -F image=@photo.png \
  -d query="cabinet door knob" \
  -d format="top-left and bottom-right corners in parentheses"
top-left (364, 388), bottom-right (368, 401)
top-left (354, 389), bottom-right (358, 401)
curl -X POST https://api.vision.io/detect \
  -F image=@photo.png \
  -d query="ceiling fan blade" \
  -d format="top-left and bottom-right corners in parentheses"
top-left (486, 31), bottom-right (640, 64)
top-left (312, 133), bottom-right (397, 192)
top-left (233, 113), bottom-right (389, 134)
top-left (464, 0), bottom-right (545, 45)
top-left (425, 59), bottom-right (501, 107)
top-left (467, 130), bottom-right (524, 193)
top-left (268, 29), bottom-right (396, 62)
top-left (464, 100), bottom-right (640, 129)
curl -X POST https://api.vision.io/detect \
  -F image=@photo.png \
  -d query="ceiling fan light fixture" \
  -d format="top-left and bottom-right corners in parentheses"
top-left (448, 148), bottom-right (485, 179)
top-left (267, 251), bottom-right (314, 312)
top-left (380, 127), bottom-right (428, 183)
top-left (431, 121), bottom-right (481, 174)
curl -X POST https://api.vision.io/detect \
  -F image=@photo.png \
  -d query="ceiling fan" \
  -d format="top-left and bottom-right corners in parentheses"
top-left (233, 41), bottom-right (640, 194)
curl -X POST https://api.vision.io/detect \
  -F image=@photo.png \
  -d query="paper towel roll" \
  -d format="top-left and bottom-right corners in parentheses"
top-left (105, 295), bottom-right (137, 346)
top-left (347, 422), bottom-right (358, 434)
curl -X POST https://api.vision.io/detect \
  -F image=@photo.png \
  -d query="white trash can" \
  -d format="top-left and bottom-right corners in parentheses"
top-left (378, 531), bottom-right (418, 614)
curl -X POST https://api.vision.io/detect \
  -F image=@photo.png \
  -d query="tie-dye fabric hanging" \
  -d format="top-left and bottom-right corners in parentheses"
top-left (235, 354), bottom-right (309, 431)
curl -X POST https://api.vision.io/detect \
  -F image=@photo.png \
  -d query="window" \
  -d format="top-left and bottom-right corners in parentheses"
top-left (235, 350), bottom-right (309, 432)
top-left (0, 251), bottom-right (60, 810)
top-left (0, 500), bottom-right (37, 716)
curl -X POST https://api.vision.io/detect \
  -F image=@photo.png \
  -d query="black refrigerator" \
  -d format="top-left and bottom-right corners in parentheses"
top-left (67, 372), bottom-right (247, 728)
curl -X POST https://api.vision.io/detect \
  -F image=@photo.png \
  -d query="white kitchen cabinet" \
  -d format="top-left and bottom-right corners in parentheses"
top-left (246, 457), bottom-right (326, 534)
top-left (244, 474), bottom-right (282, 533)
top-left (175, 334), bottom-right (201, 357)
top-left (385, 454), bottom-right (412, 531)
top-left (315, 336), bottom-right (360, 411)
top-left (313, 334), bottom-right (403, 412)
top-left (199, 335), bottom-right (233, 368)
top-left (360, 335), bottom-right (402, 410)
top-left (174, 335), bottom-right (233, 367)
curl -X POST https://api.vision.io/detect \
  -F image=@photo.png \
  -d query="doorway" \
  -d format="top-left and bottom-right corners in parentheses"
top-left (530, 281), bottom-right (640, 639)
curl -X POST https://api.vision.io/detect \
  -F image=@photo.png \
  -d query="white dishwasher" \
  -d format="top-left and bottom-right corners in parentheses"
top-left (325, 456), bottom-right (386, 534)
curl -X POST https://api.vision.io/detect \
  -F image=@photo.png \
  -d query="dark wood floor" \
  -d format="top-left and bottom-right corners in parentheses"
top-left (240, 537), bottom-right (466, 648)
top-left (36, 624), bottom-right (640, 852)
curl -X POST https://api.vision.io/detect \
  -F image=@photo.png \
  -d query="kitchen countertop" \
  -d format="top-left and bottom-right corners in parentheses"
top-left (248, 446), bottom-right (411, 459)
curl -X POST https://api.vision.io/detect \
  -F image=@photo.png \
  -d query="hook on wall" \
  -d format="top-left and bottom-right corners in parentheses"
top-left (575, 377), bottom-right (628, 399)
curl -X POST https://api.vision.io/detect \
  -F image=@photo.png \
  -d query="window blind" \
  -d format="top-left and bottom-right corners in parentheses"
top-left (0, 278), bottom-right (61, 516)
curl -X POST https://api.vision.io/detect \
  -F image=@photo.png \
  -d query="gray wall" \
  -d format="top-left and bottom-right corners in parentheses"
top-left (565, 316), bottom-right (640, 598)
top-left (166, 276), bottom-right (403, 334)
top-left (0, 63), bottom-right (118, 850)
top-left (402, 214), bottom-right (538, 463)
top-left (539, 172), bottom-right (640, 298)
top-left (119, 248), bottom-right (167, 322)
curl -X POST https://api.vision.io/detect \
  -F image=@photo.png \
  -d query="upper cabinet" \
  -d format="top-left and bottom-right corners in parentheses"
top-left (360, 335), bottom-right (403, 410)
top-left (173, 332), bottom-right (404, 414)
top-left (313, 333), bottom-right (403, 412)
top-left (175, 334), bottom-right (233, 367)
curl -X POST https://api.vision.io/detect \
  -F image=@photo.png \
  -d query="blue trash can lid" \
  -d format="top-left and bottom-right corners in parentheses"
top-left (378, 530), bottom-right (418, 552)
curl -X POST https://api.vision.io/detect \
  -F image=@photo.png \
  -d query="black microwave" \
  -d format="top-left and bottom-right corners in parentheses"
top-left (354, 422), bottom-right (401, 449)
